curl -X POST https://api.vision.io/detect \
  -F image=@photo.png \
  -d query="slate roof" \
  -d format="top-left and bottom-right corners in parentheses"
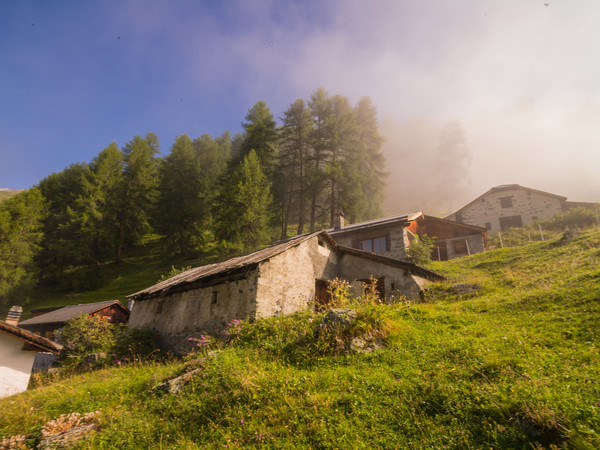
top-left (128, 231), bottom-right (338, 300)
top-left (0, 321), bottom-right (62, 354)
top-left (18, 300), bottom-right (127, 330)
top-left (128, 230), bottom-right (444, 301)
top-left (328, 211), bottom-right (423, 236)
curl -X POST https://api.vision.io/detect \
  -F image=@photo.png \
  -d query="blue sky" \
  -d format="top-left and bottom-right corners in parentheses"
top-left (1, 1), bottom-right (599, 205)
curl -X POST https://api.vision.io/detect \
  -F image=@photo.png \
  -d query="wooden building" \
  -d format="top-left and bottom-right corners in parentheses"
top-left (18, 300), bottom-right (129, 339)
top-left (329, 211), bottom-right (487, 261)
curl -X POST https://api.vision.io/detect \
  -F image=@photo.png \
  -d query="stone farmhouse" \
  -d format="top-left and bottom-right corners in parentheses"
top-left (18, 300), bottom-right (130, 339)
top-left (329, 212), bottom-right (487, 261)
top-left (127, 231), bottom-right (443, 351)
top-left (0, 307), bottom-right (62, 398)
top-left (445, 184), bottom-right (596, 234)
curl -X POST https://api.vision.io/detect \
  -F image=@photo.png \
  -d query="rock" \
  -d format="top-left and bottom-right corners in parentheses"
top-left (38, 424), bottom-right (98, 449)
top-left (349, 336), bottom-right (383, 353)
top-left (156, 368), bottom-right (202, 394)
top-left (82, 353), bottom-right (107, 369)
top-left (450, 283), bottom-right (481, 297)
top-left (321, 308), bottom-right (357, 333)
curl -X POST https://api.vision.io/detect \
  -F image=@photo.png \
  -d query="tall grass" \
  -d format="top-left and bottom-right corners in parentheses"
top-left (1, 229), bottom-right (599, 448)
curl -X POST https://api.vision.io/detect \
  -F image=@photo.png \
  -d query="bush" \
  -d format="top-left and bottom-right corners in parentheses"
top-left (55, 315), bottom-right (119, 367)
top-left (539, 206), bottom-right (599, 231)
top-left (406, 234), bottom-right (437, 264)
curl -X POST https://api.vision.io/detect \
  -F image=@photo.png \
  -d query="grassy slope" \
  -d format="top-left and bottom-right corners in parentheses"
top-left (1, 230), bottom-right (599, 448)
top-left (10, 239), bottom-right (221, 320)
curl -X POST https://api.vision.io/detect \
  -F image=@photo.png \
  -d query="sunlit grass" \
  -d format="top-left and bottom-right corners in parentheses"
top-left (1, 229), bottom-right (599, 448)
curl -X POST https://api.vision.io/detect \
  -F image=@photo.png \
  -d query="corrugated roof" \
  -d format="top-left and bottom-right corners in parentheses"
top-left (128, 231), bottom-right (337, 300)
top-left (0, 321), bottom-right (62, 354)
top-left (18, 300), bottom-right (126, 329)
top-left (328, 211), bottom-right (423, 235)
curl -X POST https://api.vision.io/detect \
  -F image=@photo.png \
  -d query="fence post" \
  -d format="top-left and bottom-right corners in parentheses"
top-left (465, 238), bottom-right (471, 256)
top-left (539, 224), bottom-right (545, 241)
top-left (498, 232), bottom-right (503, 248)
top-left (595, 208), bottom-right (600, 229)
top-left (437, 246), bottom-right (441, 261)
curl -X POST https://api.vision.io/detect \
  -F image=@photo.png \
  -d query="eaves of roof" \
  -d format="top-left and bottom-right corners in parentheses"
top-left (0, 321), bottom-right (62, 354)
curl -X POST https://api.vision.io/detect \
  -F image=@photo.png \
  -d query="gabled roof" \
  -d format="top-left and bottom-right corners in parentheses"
top-left (129, 230), bottom-right (444, 301)
top-left (447, 184), bottom-right (567, 218)
top-left (18, 300), bottom-right (128, 330)
top-left (0, 321), bottom-right (62, 354)
top-left (328, 211), bottom-right (423, 236)
top-left (129, 231), bottom-right (339, 300)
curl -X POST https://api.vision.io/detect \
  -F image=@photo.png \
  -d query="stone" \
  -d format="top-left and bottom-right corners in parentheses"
top-left (450, 283), bottom-right (481, 297)
top-left (156, 368), bottom-right (202, 395)
top-left (321, 308), bottom-right (357, 333)
top-left (38, 424), bottom-right (98, 449)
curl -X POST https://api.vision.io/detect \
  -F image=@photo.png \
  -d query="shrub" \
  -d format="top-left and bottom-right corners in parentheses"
top-left (539, 206), bottom-right (599, 231)
top-left (406, 234), bottom-right (437, 264)
top-left (55, 315), bottom-right (119, 366)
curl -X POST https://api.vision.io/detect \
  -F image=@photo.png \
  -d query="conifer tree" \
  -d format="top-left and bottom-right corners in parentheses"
top-left (0, 188), bottom-right (46, 305)
top-left (214, 150), bottom-right (273, 252)
top-left (116, 133), bottom-right (159, 263)
top-left (278, 98), bottom-right (312, 237)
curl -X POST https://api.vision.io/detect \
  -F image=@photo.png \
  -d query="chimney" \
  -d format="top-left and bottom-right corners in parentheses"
top-left (334, 212), bottom-right (345, 231)
top-left (5, 306), bottom-right (23, 326)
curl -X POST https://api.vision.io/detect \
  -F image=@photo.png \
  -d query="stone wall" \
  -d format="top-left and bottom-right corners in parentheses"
top-left (436, 234), bottom-right (486, 260)
top-left (457, 188), bottom-right (564, 233)
top-left (128, 273), bottom-right (260, 351)
top-left (255, 237), bottom-right (339, 318)
top-left (338, 253), bottom-right (427, 302)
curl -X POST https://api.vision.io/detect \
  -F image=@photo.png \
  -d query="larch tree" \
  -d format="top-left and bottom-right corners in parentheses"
top-left (116, 133), bottom-right (160, 263)
top-left (155, 134), bottom-right (203, 253)
top-left (307, 88), bottom-right (332, 231)
top-left (214, 150), bottom-right (273, 253)
top-left (0, 188), bottom-right (46, 305)
top-left (278, 98), bottom-right (312, 238)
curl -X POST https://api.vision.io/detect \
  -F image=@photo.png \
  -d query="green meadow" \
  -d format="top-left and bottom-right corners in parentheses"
top-left (1, 229), bottom-right (599, 448)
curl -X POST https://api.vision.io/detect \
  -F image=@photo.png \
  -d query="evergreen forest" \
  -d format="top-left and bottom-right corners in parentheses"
top-left (0, 89), bottom-right (387, 309)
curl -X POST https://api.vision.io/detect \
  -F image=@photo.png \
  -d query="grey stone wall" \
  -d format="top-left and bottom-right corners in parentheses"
top-left (338, 253), bottom-right (427, 302)
top-left (128, 273), bottom-right (259, 352)
top-left (255, 237), bottom-right (339, 318)
top-left (457, 188), bottom-right (564, 233)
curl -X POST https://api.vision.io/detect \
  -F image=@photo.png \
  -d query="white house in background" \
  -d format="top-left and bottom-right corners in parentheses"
top-left (445, 184), bottom-right (597, 234)
top-left (0, 307), bottom-right (62, 398)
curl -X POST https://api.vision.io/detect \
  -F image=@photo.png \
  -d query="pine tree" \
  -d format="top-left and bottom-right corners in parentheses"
top-left (116, 133), bottom-right (159, 263)
top-left (214, 150), bottom-right (273, 252)
top-left (0, 188), bottom-right (46, 305)
top-left (155, 135), bottom-right (202, 253)
top-left (307, 88), bottom-right (332, 231)
top-left (278, 98), bottom-right (312, 237)
top-left (65, 143), bottom-right (124, 266)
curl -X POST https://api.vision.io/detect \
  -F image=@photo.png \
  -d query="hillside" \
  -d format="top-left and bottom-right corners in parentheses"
top-left (0, 188), bottom-right (22, 202)
top-left (1, 229), bottom-right (599, 448)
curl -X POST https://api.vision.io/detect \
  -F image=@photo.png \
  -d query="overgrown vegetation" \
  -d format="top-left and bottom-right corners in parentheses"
top-left (1, 229), bottom-right (598, 448)
top-left (55, 315), bottom-right (162, 369)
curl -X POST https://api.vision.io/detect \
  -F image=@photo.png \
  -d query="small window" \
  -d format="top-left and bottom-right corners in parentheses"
top-left (359, 236), bottom-right (388, 253)
top-left (499, 196), bottom-right (513, 208)
top-left (485, 222), bottom-right (491, 230)
top-left (211, 291), bottom-right (218, 304)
